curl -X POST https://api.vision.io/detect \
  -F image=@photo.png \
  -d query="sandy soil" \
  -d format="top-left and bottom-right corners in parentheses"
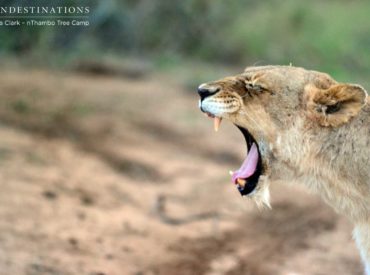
top-left (0, 68), bottom-right (363, 275)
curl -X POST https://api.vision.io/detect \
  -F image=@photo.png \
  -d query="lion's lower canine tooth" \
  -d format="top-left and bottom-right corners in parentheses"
top-left (237, 178), bottom-right (246, 187)
top-left (214, 117), bottom-right (222, 132)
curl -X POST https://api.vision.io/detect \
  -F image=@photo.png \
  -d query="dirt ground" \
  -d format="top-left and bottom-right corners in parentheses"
top-left (0, 67), bottom-right (363, 275)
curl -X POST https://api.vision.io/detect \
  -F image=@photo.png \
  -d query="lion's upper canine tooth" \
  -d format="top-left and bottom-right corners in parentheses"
top-left (229, 170), bottom-right (234, 176)
top-left (214, 117), bottom-right (222, 132)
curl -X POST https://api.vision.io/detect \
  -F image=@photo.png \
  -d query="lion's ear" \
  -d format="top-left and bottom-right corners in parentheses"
top-left (305, 84), bottom-right (368, 127)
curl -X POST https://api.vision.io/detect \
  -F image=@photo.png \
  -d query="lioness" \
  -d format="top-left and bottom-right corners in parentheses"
top-left (198, 65), bottom-right (370, 273)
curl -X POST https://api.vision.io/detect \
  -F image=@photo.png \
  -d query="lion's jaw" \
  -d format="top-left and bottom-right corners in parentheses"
top-left (198, 75), bottom-right (284, 207)
top-left (202, 99), bottom-right (309, 208)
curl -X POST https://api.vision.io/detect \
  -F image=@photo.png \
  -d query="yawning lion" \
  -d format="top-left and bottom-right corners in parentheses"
top-left (198, 65), bottom-right (370, 274)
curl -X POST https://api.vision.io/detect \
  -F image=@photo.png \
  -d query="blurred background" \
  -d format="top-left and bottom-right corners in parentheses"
top-left (0, 0), bottom-right (369, 274)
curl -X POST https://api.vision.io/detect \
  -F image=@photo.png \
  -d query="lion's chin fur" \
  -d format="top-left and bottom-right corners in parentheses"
top-left (248, 175), bottom-right (271, 209)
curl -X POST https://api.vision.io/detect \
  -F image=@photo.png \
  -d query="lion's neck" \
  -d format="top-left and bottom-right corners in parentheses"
top-left (272, 117), bottom-right (370, 221)
top-left (354, 222), bottom-right (370, 275)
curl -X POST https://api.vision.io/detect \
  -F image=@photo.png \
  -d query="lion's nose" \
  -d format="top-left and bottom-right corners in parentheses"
top-left (197, 85), bottom-right (220, 100)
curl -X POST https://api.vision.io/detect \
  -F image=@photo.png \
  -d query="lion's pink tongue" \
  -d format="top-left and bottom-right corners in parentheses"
top-left (232, 143), bottom-right (259, 184)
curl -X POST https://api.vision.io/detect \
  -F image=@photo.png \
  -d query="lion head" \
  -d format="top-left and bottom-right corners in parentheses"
top-left (198, 65), bottom-right (368, 208)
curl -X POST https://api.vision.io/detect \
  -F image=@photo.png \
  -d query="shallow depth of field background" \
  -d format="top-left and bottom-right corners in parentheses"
top-left (0, 1), bottom-right (369, 275)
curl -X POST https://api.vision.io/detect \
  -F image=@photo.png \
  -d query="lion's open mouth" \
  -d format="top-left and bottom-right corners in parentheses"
top-left (233, 126), bottom-right (263, 196)
top-left (205, 113), bottom-right (263, 196)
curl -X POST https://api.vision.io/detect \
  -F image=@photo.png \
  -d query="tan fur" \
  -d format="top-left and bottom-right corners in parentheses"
top-left (199, 65), bottom-right (370, 273)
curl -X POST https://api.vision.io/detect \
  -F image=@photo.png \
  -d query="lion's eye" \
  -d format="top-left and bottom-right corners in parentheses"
top-left (245, 83), bottom-right (265, 93)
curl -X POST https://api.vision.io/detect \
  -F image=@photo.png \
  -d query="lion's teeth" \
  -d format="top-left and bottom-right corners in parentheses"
top-left (229, 170), bottom-right (234, 175)
top-left (214, 117), bottom-right (222, 132)
top-left (237, 178), bottom-right (246, 187)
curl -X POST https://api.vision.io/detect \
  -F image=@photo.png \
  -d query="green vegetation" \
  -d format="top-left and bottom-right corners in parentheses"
top-left (0, 0), bottom-right (369, 86)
